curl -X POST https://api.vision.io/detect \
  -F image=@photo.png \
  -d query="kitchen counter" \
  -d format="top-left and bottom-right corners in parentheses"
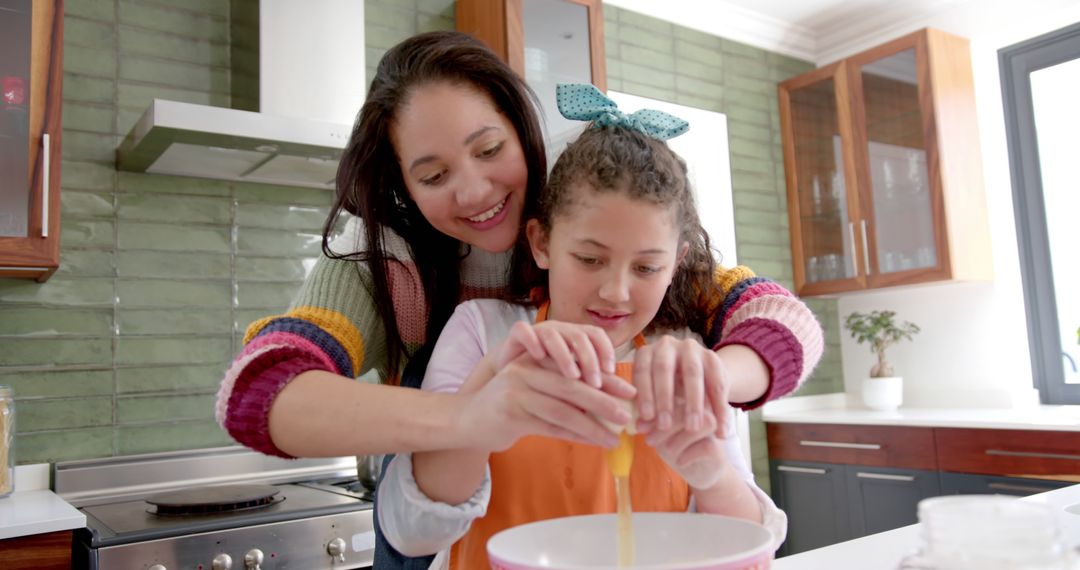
top-left (0, 464), bottom-right (85, 540)
top-left (763, 393), bottom-right (1080, 431)
top-left (773, 483), bottom-right (1080, 569)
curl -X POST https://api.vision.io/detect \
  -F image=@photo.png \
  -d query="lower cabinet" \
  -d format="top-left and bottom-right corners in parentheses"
top-left (0, 529), bottom-right (73, 570)
top-left (845, 465), bottom-right (940, 537)
top-left (939, 472), bottom-right (1071, 496)
top-left (768, 422), bottom-right (1080, 556)
top-left (770, 461), bottom-right (851, 555)
top-left (771, 460), bottom-right (938, 556)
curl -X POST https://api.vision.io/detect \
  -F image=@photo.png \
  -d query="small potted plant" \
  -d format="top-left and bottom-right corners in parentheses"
top-left (844, 310), bottom-right (920, 411)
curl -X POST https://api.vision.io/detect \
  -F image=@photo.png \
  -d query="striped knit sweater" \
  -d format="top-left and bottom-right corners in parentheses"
top-left (216, 218), bottom-right (824, 458)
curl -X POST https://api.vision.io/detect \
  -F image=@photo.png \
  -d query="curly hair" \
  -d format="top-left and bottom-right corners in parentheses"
top-left (509, 125), bottom-right (717, 335)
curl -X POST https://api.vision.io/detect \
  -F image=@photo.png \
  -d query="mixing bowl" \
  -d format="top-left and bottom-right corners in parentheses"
top-left (487, 512), bottom-right (774, 570)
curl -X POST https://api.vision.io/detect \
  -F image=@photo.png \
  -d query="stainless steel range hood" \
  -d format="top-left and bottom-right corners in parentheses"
top-left (115, 0), bottom-right (364, 190)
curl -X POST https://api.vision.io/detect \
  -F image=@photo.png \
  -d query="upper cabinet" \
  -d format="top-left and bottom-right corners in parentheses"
top-left (0, 0), bottom-right (63, 282)
top-left (779, 28), bottom-right (992, 297)
top-left (457, 0), bottom-right (605, 157)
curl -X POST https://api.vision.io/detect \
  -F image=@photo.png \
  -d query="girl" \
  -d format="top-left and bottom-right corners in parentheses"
top-left (377, 86), bottom-right (787, 568)
top-left (214, 31), bottom-right (821, 466)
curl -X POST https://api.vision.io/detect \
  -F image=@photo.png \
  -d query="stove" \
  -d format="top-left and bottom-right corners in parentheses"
top-left (54, 447), bottom-right (375, 570)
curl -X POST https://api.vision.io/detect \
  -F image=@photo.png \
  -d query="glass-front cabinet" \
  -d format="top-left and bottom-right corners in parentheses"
top-left (780, 62), bottom-right (864, 293)
top-left (780, 28), bottom-right (992, 296)
top-left (0, 0), bottom-right (63, 282)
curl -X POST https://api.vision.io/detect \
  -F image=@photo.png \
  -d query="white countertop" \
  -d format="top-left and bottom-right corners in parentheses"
top-left (762, 393), bottom-right (1080, 431)
top-left (0, 464), bottom-right (85, 540)
top-left (773, 483), bottom-right (1080, 569)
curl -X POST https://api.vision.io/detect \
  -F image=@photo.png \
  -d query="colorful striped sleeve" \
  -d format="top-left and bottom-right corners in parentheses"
top-left (215, 255), bottom-right (386, 457)
top-left (703, 266), bottom-right (824, 410)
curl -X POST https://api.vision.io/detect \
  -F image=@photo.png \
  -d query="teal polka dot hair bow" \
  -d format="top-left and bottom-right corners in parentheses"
top-left (556, 83), bottom-right (689, 140)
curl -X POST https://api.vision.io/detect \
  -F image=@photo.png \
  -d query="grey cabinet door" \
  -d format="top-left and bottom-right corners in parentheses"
top-left (845, 466), bottom-right (940, 537)
top-left (939, 472), bottom-right (1071, 496)
top-left (770, 460), bottom-right (851, 556)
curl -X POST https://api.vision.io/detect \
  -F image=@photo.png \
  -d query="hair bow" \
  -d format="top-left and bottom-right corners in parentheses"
top-left (555, 83), bottom-right (689, 140)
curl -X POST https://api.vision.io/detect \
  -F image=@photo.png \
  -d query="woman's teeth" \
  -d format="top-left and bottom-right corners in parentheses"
top-left (467, 197), bottom-right (507, 223)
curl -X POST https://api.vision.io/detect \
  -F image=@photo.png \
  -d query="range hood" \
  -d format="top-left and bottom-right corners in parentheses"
top-left (115, 0), bottom-right (365, 190)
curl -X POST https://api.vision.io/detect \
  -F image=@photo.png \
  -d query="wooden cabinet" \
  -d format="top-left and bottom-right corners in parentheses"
top-left (766, 422), bottom-right (937, 470)
top-left (934, 427), bottom-right (1080, 480)
top-left (0, 529), bottom-right (73, 570)
top-left (767, 422), bottom-right (1079, 555)
top-left (457, 0), bottom-right (605, 155)
top-left (778, 28), bottom-right (992, 297)
top-left (0, 0), bottom-right (63, 282)
top-left (456, 0), bottom-right (605, 90)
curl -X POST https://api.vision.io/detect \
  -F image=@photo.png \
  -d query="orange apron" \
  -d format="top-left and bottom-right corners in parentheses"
top-left (449, 305), bottom-right (691, 569)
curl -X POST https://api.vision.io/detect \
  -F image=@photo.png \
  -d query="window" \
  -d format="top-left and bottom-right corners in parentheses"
top-left (1000, 21), bottom-right (1080, 404)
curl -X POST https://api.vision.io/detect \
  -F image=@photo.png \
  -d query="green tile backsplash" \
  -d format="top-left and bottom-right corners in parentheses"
top-left (1, 2), bottom-right (841, 492)
top-left (0, 0), bottom-right (324, 464)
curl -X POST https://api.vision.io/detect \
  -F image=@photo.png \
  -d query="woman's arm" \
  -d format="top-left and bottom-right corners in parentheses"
top-left (268, 371), bottom-right (474, 457)
top-left (706, 265), bottom-right (824, 407)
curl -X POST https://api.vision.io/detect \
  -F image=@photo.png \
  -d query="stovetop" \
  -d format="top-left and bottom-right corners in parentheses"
top-left (83, 481), bottom-right (373, 547)
top-left (57, 448), bottom-right (379, 569)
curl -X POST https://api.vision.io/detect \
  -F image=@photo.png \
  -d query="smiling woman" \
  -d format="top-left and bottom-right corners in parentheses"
top-left (390, 82), bottom-right (528, 254)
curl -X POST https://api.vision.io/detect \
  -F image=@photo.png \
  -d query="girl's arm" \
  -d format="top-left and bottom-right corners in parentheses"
top-left (648, 408), bottom-right (787, 549)
top-left (411, 355), bottom-right (498, 505)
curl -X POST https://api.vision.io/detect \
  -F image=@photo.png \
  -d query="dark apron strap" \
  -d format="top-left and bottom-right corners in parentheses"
top-left (373, 343), bottom-right (438, 569)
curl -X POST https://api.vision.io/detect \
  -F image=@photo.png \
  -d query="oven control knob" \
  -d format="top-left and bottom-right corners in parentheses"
top-left (328, 537), bottom-right (348, 562)
top-left (211, 553), bottom-right (233, 570)
top-left (149, 565), bottom-right (167, 570)
top-left (243, 548), bottom-right (264, 569)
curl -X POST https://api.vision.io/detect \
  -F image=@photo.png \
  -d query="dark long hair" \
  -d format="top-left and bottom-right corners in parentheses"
top-left (509, 125), bottom-right (717, 336)
top-left (323, 31), bottom-right (547, 380)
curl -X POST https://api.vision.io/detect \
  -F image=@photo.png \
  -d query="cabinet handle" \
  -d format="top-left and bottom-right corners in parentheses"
top-left (985, 449), bottom-right (1080, 461)
top-left (847, 221), bottom-right (858, 277)
top-left (859, 219), bottom-right (870, 275)
top-left (986, 482), bottom-right (1056, 494)
top-left (41, 133), bottom-right (50, 238)
top-left (800, 440), bottom-right (882, 450)
top-left (777, 465), bottom-right (828, 475)
top-left (856, 472), bottom-right (915, 482)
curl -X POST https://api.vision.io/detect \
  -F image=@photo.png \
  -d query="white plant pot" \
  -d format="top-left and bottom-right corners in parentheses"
top-left (861, 376), bottom-right (903, 411)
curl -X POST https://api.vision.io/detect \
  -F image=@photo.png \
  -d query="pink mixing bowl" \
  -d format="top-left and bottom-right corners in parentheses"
top-left (487, 512), bottom-right (774, 570)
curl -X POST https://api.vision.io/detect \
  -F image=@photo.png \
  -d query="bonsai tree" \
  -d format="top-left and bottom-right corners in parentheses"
top-left (844, 310), bottom-right (920, 378)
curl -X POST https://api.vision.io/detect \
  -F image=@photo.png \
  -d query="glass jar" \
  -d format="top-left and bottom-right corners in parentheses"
top-left (0, 385), bottom-right (13, 497)
top-left (898, 495), bottom-right (1078, 569)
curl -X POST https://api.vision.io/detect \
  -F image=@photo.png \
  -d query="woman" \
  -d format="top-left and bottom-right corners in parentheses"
top-left (215, 31), bottom-right (823, 461)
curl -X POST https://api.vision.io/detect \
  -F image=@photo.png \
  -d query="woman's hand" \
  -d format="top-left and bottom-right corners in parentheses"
top-left (456, 352), bottom-right (635, 453)
top-left (496, 320), bottom-right (616, 388)
top-left (632, 335), bottom-right (731, 438)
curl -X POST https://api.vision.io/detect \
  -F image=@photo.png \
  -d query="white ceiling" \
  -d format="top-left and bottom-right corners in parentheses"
top-left (603, 0), bottom-right (976, 64)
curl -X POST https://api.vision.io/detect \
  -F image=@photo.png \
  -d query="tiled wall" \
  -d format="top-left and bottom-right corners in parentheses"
top-left (0, 0), bottom-right (330, 464)
top-left (1, 1), bottom-right (842, 486)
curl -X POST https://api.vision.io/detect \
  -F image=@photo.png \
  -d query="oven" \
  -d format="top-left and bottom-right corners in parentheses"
top-left (54, 447), bottom-right (376, 569)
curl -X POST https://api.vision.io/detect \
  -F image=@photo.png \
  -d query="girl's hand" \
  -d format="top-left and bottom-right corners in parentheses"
top-left (632, 335), bottom-right (730, 438)
top-left (645, 407), bottom-right (728, 490)
top-left (458, 353), bottom-right (634, 453)
top-left (496, 320), bottom-right (616, 388)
